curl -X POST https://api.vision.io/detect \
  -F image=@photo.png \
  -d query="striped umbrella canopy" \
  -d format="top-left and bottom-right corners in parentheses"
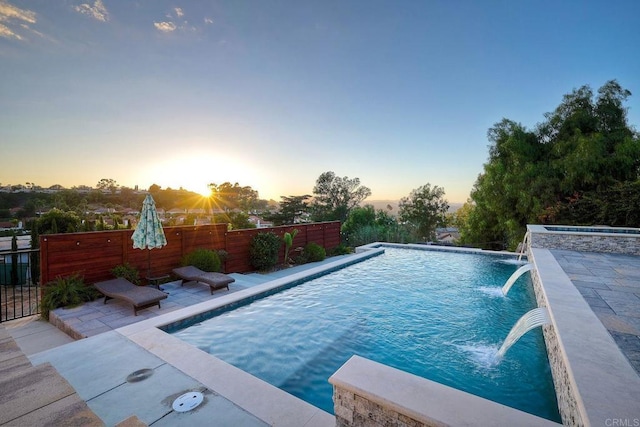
top-left (132, 194), bottom-right (167, 275)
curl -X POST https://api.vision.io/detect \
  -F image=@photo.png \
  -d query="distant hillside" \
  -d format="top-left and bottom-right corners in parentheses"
top-left (363, 200), bottom-right (463, 215)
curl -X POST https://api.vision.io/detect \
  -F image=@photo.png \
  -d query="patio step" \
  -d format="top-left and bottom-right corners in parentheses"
top-left (0, 327), bottom-right (105, 426)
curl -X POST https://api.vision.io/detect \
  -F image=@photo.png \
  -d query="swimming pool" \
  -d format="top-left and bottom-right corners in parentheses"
top-left (171, 247), bottom-right (560, 421)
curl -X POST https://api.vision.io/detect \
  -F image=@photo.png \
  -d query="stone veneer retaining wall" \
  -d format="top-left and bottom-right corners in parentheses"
top-left (333, 387), bottom-right (425, 427)
top-left (528, 256), bottom-right (582, 426)
top-left (528, 224), bottom-right (640, 255)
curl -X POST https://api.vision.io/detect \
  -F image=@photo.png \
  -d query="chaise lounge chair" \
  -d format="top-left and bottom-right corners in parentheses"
top-left (172, 266), bottom-right (235, 294)
top-left (94, 278), bottom-right (168, 316)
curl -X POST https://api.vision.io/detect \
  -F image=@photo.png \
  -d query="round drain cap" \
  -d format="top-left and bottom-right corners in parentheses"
top-left (126, 368), bottom-right (154, 383)
top-left (172, 391), bottom-right (204, 412)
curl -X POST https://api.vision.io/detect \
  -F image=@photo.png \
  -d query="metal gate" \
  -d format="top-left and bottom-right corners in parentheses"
top-left (0, 248), bottom-right (40, 322)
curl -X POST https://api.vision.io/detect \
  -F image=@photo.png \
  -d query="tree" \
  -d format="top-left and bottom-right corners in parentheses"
top-left (212, 211), bottom-right (256, 230)
top-left (311, 171), bottom-right (371, 223)
top-left (96, 178), bottom-right (118, 193)
top-left (265, 195), bottom-right (311, 225)
top-left (398, 184), bottom-right (448, 242)
top-left (208, 182), bottom-right (260, 212)
top-left (36, 209), bottom-right (81, 234)
top-left (462, 80), bottom-right (640, 250)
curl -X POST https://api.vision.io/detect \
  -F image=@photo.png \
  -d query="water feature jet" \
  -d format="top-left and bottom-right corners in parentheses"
top-left (517, 231), bottom-right (531, 261)
top-left (501, 263), bottom-right (533, 295)
top-left (497, 307), bottom-right (550, 358)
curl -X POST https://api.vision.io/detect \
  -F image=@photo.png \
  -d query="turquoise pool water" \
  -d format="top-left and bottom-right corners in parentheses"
top-left (171, 247), bottom-right (561, 421)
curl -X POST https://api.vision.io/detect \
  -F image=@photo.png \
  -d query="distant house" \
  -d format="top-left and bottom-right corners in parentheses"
top-left (167, 208), bottom-right (187, 215)
top-left (436, 227), bottom-right (460, 244)
top-left (0, 221), bottom-right (15, 230)
top-left (249, 216), bottom-right (274, 229)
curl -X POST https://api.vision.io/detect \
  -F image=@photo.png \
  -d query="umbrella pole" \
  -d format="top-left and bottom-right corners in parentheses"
top-left (147, 249), bottom-right (151, 279)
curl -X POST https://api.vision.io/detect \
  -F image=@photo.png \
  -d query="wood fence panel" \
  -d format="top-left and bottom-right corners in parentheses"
top-left (324, 222), bottom-right (341, 249)
top-left (225, 228), bottom-right (260, 273)
top-left (307, 224), bottom-right (326, 247)
top-left (40, 222), bottom-right (341, 284)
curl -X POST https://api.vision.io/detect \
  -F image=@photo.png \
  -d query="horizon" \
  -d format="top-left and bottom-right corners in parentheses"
top-left (1, 1), bottom-right (639, 204)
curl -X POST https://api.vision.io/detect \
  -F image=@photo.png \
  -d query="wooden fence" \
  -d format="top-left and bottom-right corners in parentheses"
top-left (39, 222), bottom-right (341, 285)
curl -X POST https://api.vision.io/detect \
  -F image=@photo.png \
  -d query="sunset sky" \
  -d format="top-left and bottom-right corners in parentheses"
top-left (1, 1), bottom-right (639, 203)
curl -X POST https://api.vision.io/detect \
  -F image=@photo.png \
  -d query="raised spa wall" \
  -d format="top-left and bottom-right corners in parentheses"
top-left (527, 224), bottom-right (640, 256)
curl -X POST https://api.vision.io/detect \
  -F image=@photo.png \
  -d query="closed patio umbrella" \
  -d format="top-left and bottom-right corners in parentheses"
top-left (132, 194), bottom-right (167, 278)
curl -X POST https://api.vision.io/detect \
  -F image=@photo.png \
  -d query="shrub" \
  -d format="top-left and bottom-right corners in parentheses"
top-left (249, 232), bottom-right (281, 271)
top-left (181, 248), bottom-right (221, 272)
top-left (110, 263), bottom-right (141, 285)
top-left (41, 274), bottom-right (98, 320)
top-left (304, 242), bottom-right (326, 262)
top-left (216, 250), bottom-right (229, 264)
top-left (330, 243), bottom-right (352, 256)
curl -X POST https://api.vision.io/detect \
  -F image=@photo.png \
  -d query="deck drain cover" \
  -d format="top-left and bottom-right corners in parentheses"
top-left (172, 391), bottom-right (204, 412)
top-left (126, 368), bottom-right (154, 383)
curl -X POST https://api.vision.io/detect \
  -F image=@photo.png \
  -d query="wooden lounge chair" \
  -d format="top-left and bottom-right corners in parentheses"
top-left (172, 266), bottom-right (235, 294)
top-left (93, 278), bottom-right (168, 316)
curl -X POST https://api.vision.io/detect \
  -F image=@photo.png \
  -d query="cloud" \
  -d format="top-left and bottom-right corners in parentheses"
top-left (74, 0), bottom-right (109, 22)
top-left (0, 22), bottom-right (19, 39)
top-left (0, 0), bottom-right (36, 40)
top-left (154, 21), bottom-right (177, 33)
top-left (155, 7), bottom-right (212, 34)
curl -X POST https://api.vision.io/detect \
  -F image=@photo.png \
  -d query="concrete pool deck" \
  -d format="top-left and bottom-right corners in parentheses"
top-left (3, 246), bottom-right (640, 425)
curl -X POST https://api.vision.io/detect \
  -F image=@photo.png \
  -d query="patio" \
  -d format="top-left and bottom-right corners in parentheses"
top-left (49, 273), bottom-right (270, 339)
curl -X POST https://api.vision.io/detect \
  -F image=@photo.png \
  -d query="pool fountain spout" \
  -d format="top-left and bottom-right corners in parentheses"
top-left (517, 231), bottom-right (531, 261)
top-left (501, 263), bottom-right (533, 295)
top-left (497, 307), bottom-right (550, 358)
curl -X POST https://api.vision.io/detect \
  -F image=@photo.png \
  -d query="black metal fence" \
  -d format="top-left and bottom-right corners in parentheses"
top-left (0, 249), bottom-right (40, 322)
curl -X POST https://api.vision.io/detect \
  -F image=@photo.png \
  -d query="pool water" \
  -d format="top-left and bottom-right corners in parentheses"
top-left (172, 247), bottom-right (561, 421)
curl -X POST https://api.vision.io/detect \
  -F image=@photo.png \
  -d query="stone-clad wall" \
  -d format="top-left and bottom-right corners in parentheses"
top-left (334, 388), bottom-right (425, 427)
top-left (529, 264), bottom-right (582, 427)
top-left (529, 229), bottom-right (640, 255)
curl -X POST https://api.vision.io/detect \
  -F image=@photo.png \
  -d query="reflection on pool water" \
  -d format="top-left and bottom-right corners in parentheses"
top-left (171, 247), bottom-right (561, 421)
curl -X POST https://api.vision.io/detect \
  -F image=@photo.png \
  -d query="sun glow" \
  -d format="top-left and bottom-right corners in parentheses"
top-left (140, 153), bottom-right (258, 198)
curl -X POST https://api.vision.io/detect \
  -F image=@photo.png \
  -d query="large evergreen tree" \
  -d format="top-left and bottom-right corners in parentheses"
top-left (461, 80), bottom-right (640, 250)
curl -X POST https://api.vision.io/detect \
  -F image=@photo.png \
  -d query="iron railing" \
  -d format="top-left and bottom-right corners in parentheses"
top-left (0, 248), bottom-right (40, 322)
